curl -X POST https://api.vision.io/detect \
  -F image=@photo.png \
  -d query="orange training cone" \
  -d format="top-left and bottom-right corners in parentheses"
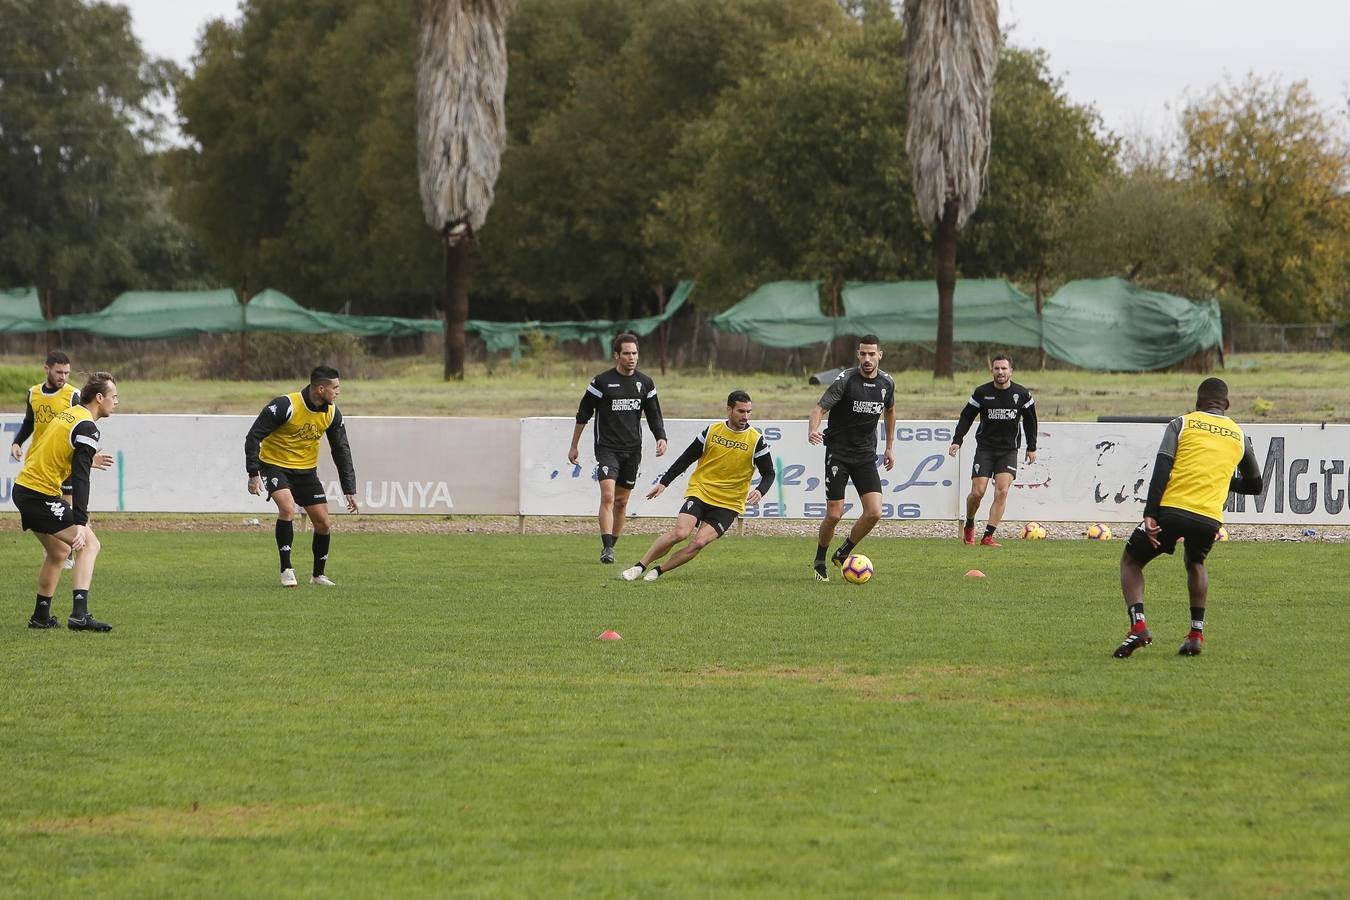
top-left (965, 569), bottom-right (986, 578)
top-left (598, 630), bottom-right (622, 641)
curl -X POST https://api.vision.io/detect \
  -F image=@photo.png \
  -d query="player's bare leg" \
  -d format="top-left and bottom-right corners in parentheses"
top-left (963, 476), bottom-right (989, 544)
top-left (1180, 560), bottom-right (1209, 655)
top-left (813, 499), bottom-right (845, 580)
top-left (652, 522), bottom-right (721, 577)
top-left (624, 514), bottom-right (695, 581)
top-left (597, 478), bottom-right (620, 563)
top-left (831, 491), bottom-right (882, 567)
top-left (1114, 549), bottom-right (1152, 657)
top-left (981, 472), bottom-right (1013, 546)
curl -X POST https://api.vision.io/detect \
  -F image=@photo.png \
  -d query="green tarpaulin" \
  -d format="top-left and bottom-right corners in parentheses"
top-left (468, 280), bottom-right (694, 358)
top-left (51, 290), bottom-right (441, 339)
top-left (711, 278), bottom-right (1221, 370)
top-left (709, 282), bottom-right (839, 348)
top-left (1040, 278), bottom-right (1222, 371)
top-left (0, 286), bottom-right (47, 334)
top-left (841, 280), bottom-right (1042, 347)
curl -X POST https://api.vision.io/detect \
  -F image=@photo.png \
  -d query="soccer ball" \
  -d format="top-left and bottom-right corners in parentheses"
top-left (1086, 523), bottom-right (1112, 541)
top-left (842, 554), bottom-right (873, 585)
top-left (1021, 521), bottom-right (1047, 540)
top-left (1216, 526), bottom-right (1229, 542)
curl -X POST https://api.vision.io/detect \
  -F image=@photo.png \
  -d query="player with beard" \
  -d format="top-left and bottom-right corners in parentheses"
top-left (807, 335), bottom-right (896, 581)
top-left (569, 333), bottom-right (668, 564)
top-left (10, 351), bottom-right (114, 569)
top-left (948, 355), bottom-right (1038, 547)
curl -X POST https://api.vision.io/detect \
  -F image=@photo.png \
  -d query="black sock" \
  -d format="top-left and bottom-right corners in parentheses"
top-left (965, 517), bottom-right (975, 529)
top-left (33, 594), bottom-right (52, 620)
top-left (1189, 607), bottom-right (1205, 633)
top-left (1128, 602), bottom-right (1146, 629)
top-left (815, 545), bottom-right (828, 563)
top-left (313, 532), bottom-right (331, 577)
top-left (276, 519), bottom-right (294, 571)
top-left (72, 589), bottom-right (89, 618)
top-left (652, 565), bottom-right (662, 575)
top-left (835, 538), bottom-right (856, 559)
top-left (632, 562), bottom-right (646, 571)
top-left (984, 524), bottom-right (997, 537)
top-left (602, 533), bottom-right (616, 550)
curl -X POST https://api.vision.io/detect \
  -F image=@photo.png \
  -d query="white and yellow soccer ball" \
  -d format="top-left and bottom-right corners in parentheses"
top-left (1021, 521), bottom-right (1047, 540)
top-left (842, 554), bottom-right (874, 585)
top-left (1085, 523), bottom-right (1113, 541)
top-left (1216, 526), bottom-right (1229, 542)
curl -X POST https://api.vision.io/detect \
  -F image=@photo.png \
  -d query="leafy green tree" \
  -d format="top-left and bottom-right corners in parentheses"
top-left (0, 0), bottom-right (195, 308)
top-left (173, 0), bottom-right (442, 314)
top-left (1182, 75), bottom-right (1350, 322)
top-left (476, 0), bottom-right (848, 317)
top-left (648, 22), bottom-right (924, 310)
top-left (961, 47), bottom-right (1117, 295)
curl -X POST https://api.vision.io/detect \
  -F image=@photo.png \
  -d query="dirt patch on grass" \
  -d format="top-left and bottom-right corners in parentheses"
top-left (691, 664), bottom-right (1086, 714)
top-left (18, 802), bottom-right (363, 838)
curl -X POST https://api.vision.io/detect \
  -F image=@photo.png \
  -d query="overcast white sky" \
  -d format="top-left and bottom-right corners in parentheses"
top-left (123, 0), bottom-right (1350, 140)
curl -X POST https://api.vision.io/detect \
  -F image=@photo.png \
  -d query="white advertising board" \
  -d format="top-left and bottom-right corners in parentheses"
top-left (4, 413), bottom-right (1348, 523)
top-left (1, 414), bottom-right (521, 515)
top-left (522, 417), bottom-right (1350, 525)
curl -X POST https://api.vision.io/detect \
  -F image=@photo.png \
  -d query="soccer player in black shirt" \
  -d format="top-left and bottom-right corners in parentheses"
top-left (807, 335), bottom-right (896, 581)
top-left (568, 333), bottom-right (668, 563)
top-left (947, 355), bottom-right (1038, 546)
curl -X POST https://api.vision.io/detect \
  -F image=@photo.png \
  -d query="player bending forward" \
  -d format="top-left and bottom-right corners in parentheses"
top-left (621, 391), bottom-right (774, 582)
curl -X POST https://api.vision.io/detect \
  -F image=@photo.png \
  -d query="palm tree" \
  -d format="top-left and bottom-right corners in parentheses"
top-left (415, 0), bottom-right (514, 380)
top-left (903, 0), bottom-right (999, 378)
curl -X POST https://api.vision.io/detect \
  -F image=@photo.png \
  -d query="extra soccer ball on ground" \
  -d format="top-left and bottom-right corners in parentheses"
top-left (1085, 523), bottom-right (1112, 541)
top-left (1021, 522), bottom-right (1047, 540)
top-left (842, 554), bottom-right (873, 584)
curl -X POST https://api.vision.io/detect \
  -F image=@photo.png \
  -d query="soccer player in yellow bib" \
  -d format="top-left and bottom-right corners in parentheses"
top-left (1113, 378), bottom-right (1264, 659)
top-left (9, 351), bottom-right (113, 568)
top-left (244, 366), bottom-right (359, 587)
top-left (11, 372), bottom-right (120, 631)
top-left (621, 391), bottom-right (774, 582)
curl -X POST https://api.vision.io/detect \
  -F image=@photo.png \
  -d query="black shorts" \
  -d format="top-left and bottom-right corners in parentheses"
top-left (1125, 510), bottom-right (1220, 567)
top-left (824, 451), bottom-right (883, 501)
top-left (972, 447), bottom-right (1019, 480)
top-left (676, 496), bottom-right (738, 537)
top-left (258, 463), bottom-right (329, 507)
top-left (594, 447), bottom-right (640, 489)
top-left (13, 483), bottom-right (75, 534)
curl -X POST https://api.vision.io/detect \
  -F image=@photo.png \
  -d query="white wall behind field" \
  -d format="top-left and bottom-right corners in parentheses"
top-left (2, 415), bottom-right (1347, 524)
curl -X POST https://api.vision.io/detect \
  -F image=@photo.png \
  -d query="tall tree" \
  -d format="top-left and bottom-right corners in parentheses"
top-left (903, 0), bottom-right (999, 377)
top-left (0, 0), bottom-right (190, 308)
top-left (648, 22), bottom-right (925, 309)
top-left (415, 0), bottom-right (514, 380)
top-left (1181, 75), bottom-right (1350, 322)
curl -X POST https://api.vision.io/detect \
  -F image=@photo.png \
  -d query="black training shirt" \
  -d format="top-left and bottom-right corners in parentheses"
top-left (951, 381), bottom-right (1037, 452)
top-left (575, 367), bottom-right (666, 453)
top-left (815, 367), bottom-right (895, 457)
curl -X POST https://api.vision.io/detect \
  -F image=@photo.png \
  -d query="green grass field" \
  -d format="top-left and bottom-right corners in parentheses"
top-left (3, 351), bottom-right (1350, 421)
top-left (2, 530), bottom-right (1346, 897)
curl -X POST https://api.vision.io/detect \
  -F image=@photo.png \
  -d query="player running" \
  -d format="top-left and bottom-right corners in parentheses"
top-left (1113, 378), bottom-right (1264, 658)
top-left (12, 372), bottom-right (120, 631)
top-left (807, 335), bottom-right (896, 581)
top-left (621, 391), bottom-right (773, 581)
top-left (947, 354), bottom-right (1038, 547)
